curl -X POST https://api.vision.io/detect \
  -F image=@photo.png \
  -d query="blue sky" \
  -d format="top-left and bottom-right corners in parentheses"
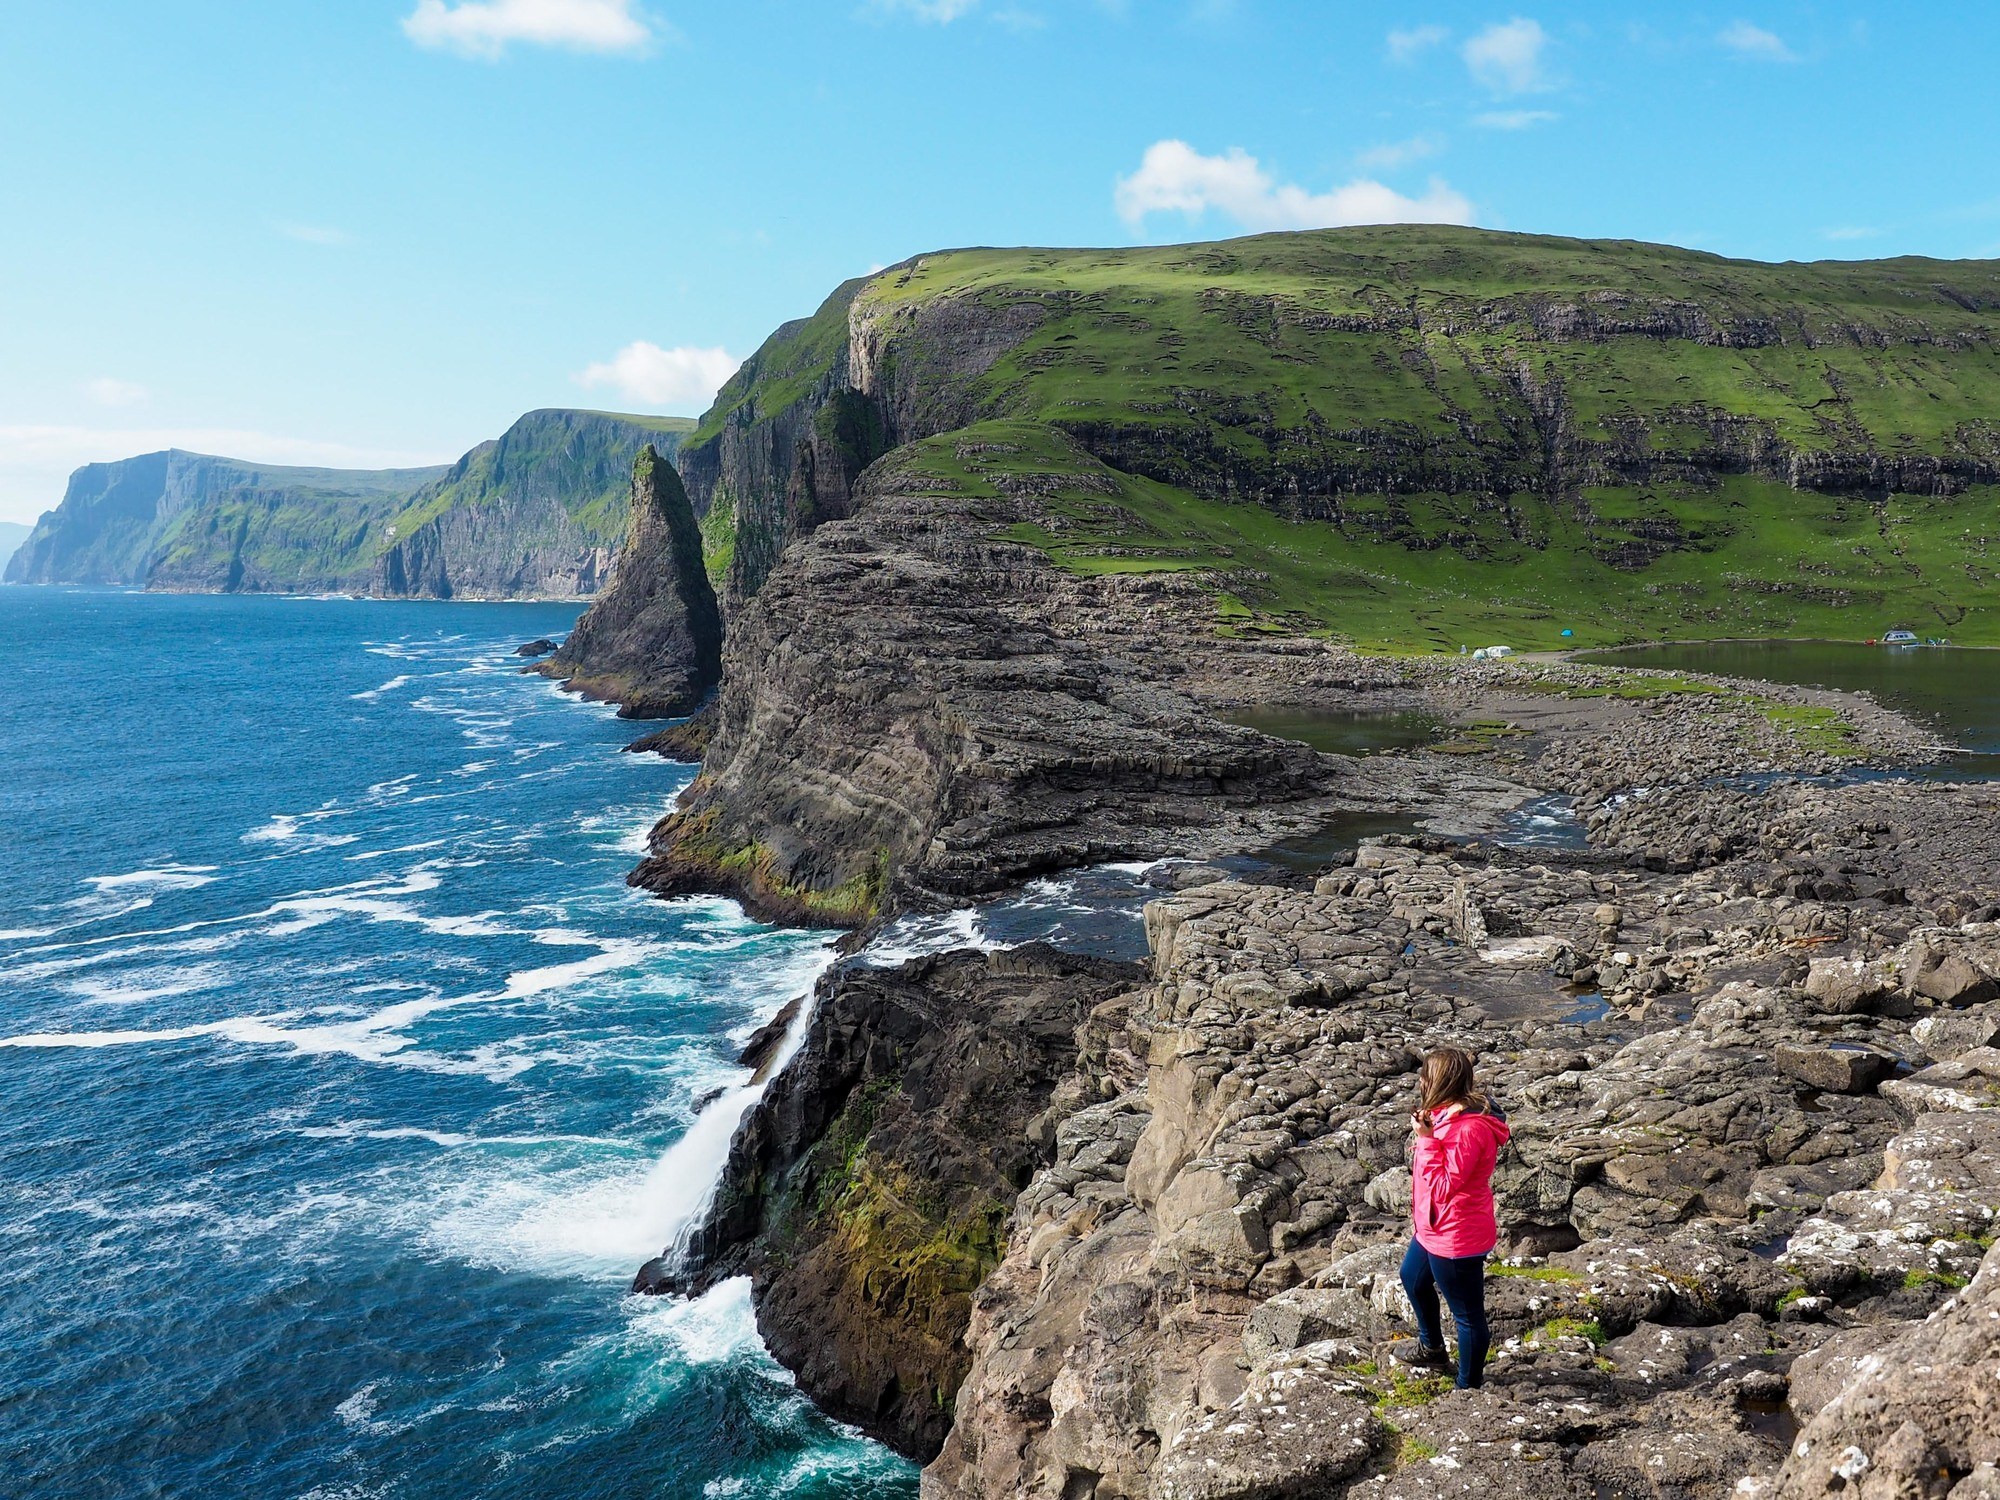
top-left (1, 0), bottom-right (1995, 523)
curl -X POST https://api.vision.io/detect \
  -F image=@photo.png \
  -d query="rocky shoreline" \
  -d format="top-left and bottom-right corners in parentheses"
top-left (523, 286), bottom-right (2000, 1495)
top-left (586, 537), bottom-right (2000, 1496)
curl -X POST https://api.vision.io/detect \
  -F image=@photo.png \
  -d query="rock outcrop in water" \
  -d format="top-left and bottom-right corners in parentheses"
top-left (536, 447), bottom-right (721, 718)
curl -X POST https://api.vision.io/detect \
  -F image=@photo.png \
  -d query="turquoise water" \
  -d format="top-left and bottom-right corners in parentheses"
top-left (0, 589), bottom-right (915, 1499)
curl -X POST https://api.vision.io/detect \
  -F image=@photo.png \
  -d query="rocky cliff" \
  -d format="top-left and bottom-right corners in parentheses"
top-left (5, 450), bottom-right (445, 590)
top-left (535, 446), bottom-right (721, 717)
top-left (649, 944), bottom-right (1145, 1460)
top-left (372, 408), bottom-right (693, 599)
top-left (5, 408), bottom-right (691, 598)
top-left (628, 434), bottom-right (1527, 927)
top-left (594, 226), bottom-right (2000, 1498)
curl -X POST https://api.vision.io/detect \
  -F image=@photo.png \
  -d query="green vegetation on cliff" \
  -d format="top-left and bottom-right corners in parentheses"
top-left (8, 409), bottom-right (694, 599)
top-left (690, 226), bottom-right (2000, 646)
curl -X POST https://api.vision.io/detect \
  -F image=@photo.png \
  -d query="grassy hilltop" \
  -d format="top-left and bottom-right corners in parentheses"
top-left (691, 227), bottom-right (2000, 649)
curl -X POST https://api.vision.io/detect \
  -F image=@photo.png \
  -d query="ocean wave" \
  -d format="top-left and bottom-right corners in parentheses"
top-left (82, 864), bottom-right (219, 893)
top-left (350, 675), bottom-right (412, 702)
top-left (861, 906), bottom-right (994, 967)
top-left (0, 932), bottom-right (656, 1077)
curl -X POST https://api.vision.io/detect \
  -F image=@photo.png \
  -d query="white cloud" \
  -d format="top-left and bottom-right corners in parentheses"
top-left (1114, 140), bottom-right (1474, 233)
top-left (1355, 134), bottom-right (1444, 171)
top-left (1473, 109), bottom-right (1557, 129)
top-left (276, 223), bottom-right (353, 246)
top-left (84, 378), bottom-right (149, 408)
top-left (1387, 23), bottom-right (1448, 61)
top-left (1718, 20), bottom-right (1795, 61)
top-left (1823, 226), bottom-right (1882, 241)
top-left (865, 0), bottom-right (981, 21)
top-left (576, 342), bottom-right (739, 411)
top-left (0, 426), bottom-right (451, 527)
top-left (1463, 17), bottom-right (1549, 93)
top-left (402, 0), bottom-right (654, 58)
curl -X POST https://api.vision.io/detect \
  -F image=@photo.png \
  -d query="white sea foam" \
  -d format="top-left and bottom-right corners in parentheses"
top-left (82, 865), bottom-right (219, 893)
top-left (0, 931), bottom-right (654, 1077)
top-left (295, 1123), bottom-right (632, 1150)
top-left (351, 675), bottom-right (412, 702)
top-left (627, 1277), bottom-right (763, 1365)
top-left (66, 965), bottom-right (225, 1006)
top-left (861, 905), bottom-right (994, 966)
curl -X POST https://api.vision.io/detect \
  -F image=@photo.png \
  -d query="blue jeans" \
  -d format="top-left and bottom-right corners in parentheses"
top-left (1400, 1238), bottom-right (1490, 1388)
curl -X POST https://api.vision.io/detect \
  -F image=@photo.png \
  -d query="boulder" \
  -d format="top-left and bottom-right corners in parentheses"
top-left (1882, 1049), bottom-right (2000, 1114)
top-left (1772, 1242), bottom-right (2000, 1497)
top-left (1155, 1363), bottom-right (1383, 1500)
top-left (1912, 952), bottom-right (1992, 1012)
top-left (1914, 1007), bottom-right (2000, 1061)
top-left (1774, 1042), bottom-right (1900, 1095)
top-left (1803, 956), bottom-right (1891, 1015)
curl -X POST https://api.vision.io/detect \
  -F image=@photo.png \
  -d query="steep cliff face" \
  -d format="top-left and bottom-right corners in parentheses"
top-left (650, 944), bottom-right (1145, 1461)
top-left (656, 228), bottom-right (2000, 650)
top-left (675, 269), bottom-right (1050, 610)
top-left (537, 446), bottom-right (722, 718)
top-left (628, 435), bottom-right (1523, 927)
top-left (372, 409), bottom-right (692, 599)
top-left (5, 451), bottom-right (444, 589)
top-left (5, 408), bottom-right (691, 597)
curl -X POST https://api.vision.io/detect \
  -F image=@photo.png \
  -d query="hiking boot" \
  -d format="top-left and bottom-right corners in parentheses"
top-left (1388, 1339), bottom-right (1451, 1370)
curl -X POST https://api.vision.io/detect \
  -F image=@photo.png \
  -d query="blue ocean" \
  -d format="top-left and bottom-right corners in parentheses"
top-left (0, 589), bottom-right (917, 1499)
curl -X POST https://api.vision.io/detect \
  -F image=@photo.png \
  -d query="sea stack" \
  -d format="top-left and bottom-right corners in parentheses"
top-left (538, 445), bottom-right (724, 718)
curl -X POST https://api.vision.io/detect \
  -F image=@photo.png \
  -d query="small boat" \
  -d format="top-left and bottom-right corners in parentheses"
top-left (1882, 630), bottom-right (1919, 645)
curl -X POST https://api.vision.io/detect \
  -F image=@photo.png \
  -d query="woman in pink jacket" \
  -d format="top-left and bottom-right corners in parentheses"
top-left (1395, 1047), bottom-right (1511, 1389)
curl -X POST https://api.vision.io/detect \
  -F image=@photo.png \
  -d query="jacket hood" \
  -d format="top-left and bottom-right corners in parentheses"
top-left (1442, 1108), bottom-right (1511, 1148)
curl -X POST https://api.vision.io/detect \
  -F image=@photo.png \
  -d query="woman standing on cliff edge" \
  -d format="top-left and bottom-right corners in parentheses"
top-left (1394, 1047), bottom-right (1510, 1389)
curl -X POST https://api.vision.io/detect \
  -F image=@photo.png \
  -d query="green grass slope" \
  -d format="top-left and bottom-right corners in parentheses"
top-left (384, 409), bottom-right (695, 544)
top-left (707, 226), bottom-right (2000, 647)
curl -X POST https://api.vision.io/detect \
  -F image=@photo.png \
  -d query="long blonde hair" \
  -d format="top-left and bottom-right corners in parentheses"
top-left (1418, 1047), bottom-right (1488, 1117)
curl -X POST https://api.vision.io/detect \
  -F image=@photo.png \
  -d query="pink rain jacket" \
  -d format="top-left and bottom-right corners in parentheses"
top-left (1411, 1104), bottom-right (1511, 1258)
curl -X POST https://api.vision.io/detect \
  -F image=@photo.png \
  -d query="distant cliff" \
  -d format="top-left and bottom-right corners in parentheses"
top-left (372, 409), bottom-right (695, 599)
top-left (0, 523), bottom-right (33, 575)
top-left (4, 408), bottom-right (694, 598)
top-left (5, 451), bottom-right (443, 591)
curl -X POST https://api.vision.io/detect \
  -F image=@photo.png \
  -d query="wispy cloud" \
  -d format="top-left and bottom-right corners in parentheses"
top-left (1387, 23), bottom-right (1448, 61)
top-left (1115, 140), bottom-right (1474, 233)
top-left (1355, 133), bottom-right (1444, 171)
top-left (576, 342), bottom-right (740, 410)
top-left (1718, 20), bottom-right (1795, 61)
top-left (1823, 226), bottom-right (1883, 242)
top-left (83, 378), bottom-right (149, 408)
top-left (1463, 17), bottom-right (1550, 93)
top-left (276, 223), bottom-right (353, 246)
top-left (1473, 109), bottom-right (1557, 130)
top-left (864, 0), bottom-right (980, 21)
top-left (402, 0), bottom-right (655, 58)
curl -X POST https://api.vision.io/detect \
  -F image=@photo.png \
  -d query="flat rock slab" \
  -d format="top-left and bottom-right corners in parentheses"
top-left (1157, 1365), bottom-right (1383, 1500)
